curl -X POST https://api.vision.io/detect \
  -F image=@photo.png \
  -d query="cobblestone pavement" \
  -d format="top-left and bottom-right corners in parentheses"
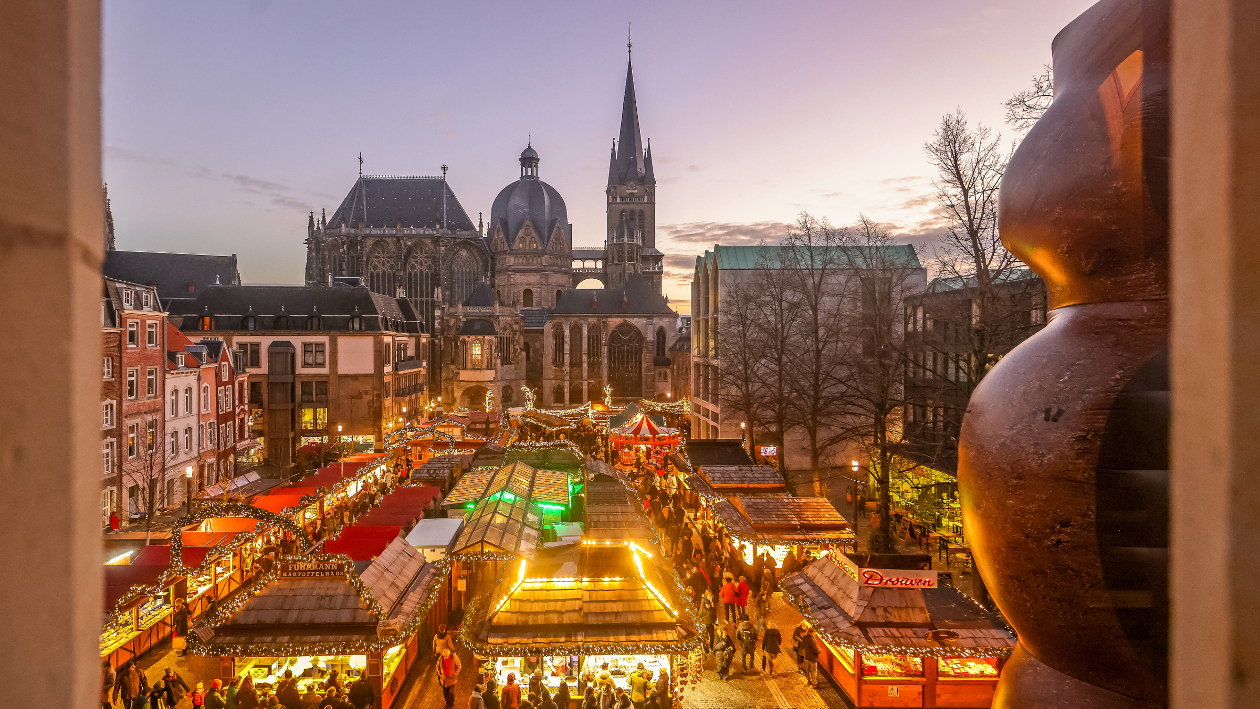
top-left (679, 595), bottom-right (850, 709)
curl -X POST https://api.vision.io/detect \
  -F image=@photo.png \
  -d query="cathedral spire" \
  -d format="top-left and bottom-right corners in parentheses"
top-left (614, 51), bottom-right (646, 185)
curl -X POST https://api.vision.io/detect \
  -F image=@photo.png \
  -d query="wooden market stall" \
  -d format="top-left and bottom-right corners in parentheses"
top-left (461, 542), bottom-right (700, 709)
top-left (190, 538), bottom-right (446, 709)
top-left (783, 555), bottom-right (1014, 708)
top-left (710, 495), bottom-right (857, 566)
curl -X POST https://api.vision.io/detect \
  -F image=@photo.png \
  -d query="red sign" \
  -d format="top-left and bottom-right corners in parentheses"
top-left (860, 568), bottom-right (938, 588)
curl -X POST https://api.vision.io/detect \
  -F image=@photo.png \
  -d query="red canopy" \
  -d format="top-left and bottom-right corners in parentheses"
top-left (304, 462), bottom-right (367, 487)
top-left (332, 525), bottom-right (403, 541)
top-left (262, 486), bottom-right (318, 498)
top-left (251, 495), bottom-right (304, 513)
top-left (356, 510), bottom-right (422, 528)
top-left (131, 544), bottom-right (214, 569)
top-left (198, 518), bottom-right (259, 533)
top-left (179, 531), bottom-right (239, 548)
top-left (103, 565), bottom-right (169, 611)
top-left (377, 486), bottom-right (441, 512)
top-left (611, 414), bottom-right (681, 446)
top-left (323, 536), bottom-right (393, 560)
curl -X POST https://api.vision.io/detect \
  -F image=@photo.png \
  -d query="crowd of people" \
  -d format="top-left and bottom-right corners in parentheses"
top-left (461, 662), bottom-right (672, 709)
top-left (102, 661), bottom-right (378, 709)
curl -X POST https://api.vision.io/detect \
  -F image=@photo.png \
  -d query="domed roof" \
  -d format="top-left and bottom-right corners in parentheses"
top-left (491, 146), bottom-right (570, 251)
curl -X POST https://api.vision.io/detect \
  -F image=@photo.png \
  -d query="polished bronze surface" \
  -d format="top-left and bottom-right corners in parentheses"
top-left (960, 0), bottom-right (1170, 706)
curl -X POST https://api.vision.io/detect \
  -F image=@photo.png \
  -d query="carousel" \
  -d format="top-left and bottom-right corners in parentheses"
top-left (610, 414), bottom-right (681, 473)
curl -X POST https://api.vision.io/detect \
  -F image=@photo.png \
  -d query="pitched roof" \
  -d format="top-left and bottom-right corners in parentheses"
top-left (698, 464), bottom-right (785, 488)
top-left (327, 176), bottom-right (476, 232)
top-left (611, 57), bottom-right (653, 186)
top-left (462, 283), bottom-right (496, 307)
top-left (669, 333), bottom-right (691, 353)
top-left (684, 439), bottom-right (753, 467)
top-left (170, 285), bottom-right (414, 333)
top-left (458, 318), bottom-right (497, 336)
top-left (103, 251), bottom-right (240, 303)
top-left (552, 273), bottom-right (674, 315)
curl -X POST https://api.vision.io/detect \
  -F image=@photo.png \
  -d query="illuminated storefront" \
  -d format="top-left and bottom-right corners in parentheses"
top-left (783, 554), bottom-right (1014, 708)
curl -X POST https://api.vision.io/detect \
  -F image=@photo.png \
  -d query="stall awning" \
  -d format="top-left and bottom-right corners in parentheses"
top-left (198, 517), bottom-right (258, 533)
top-left (324, 537), bottom-right (395, 560)
top-left (252, 495), bottom-right (305, 513)
top-left (131, 544), bottom-right (214, 569)
top-left (104, 565), bottom-right (169, 611)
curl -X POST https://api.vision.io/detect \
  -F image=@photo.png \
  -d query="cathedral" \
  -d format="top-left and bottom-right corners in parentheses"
top-left (304, 52), bottom-right (679, 410)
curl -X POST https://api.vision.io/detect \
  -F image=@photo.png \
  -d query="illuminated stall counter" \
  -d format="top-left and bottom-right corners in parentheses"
top-left (190, 539), bottom-right (445, 709)
top-left (463, 543), bottom-right (700, 709)
top-left (710, 495), bottom-right (857, 563)
top-left (783, 554), bottom-right (1014, 708)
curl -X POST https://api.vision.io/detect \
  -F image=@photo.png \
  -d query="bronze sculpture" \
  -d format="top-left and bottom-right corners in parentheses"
top-left (958, 0), bottom-right (1169, 707)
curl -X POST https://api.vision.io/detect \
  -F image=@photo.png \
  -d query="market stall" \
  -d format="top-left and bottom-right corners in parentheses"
top-left (190, 539), bottom-right (447, 709)
top-left (783, 554), bottom-right (1014, 708)
top-left (710, 495), bottom-right (857, 567)
top-left (461, 541), bottom-right (699, 708)
top-left (101, 564), bottom-right (178, 667)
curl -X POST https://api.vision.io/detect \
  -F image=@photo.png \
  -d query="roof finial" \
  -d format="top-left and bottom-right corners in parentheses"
top-left (528, 132), bottom-right (531, 148)
top-left (358, 152), bottom-right (363, 176)
top-left (627, 22), bottom-right (632, 55)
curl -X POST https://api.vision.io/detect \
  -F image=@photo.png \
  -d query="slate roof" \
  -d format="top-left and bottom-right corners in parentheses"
top-left (552, 274), bottom-right (674, 316)
top-left (327, 176), bottom-right (476, 232)
top-left (669, 333), bottom-right (691, 353)
top-left (103, 251), bottom-right (241, 303)
top-left (490, 170), bottom-right (571, 249)
top-left (170, 285), bottom-right (418, 333)
top-left (684, 439), bottom-right (753, 467)
top-left (462, 283), bottom-right (497, 307)
top-left (610, 57), bottom-right (654, 187)
top-left (782, 557), bottom-right (1015, 652)
top-left (459, 318), bottom-right (497, 336)
top-left (572, 248), bottom-right (606, 260)
top-left (520, 308), bottom-right (550, 329)
top-left (699, 464), bottom-right (785, 488)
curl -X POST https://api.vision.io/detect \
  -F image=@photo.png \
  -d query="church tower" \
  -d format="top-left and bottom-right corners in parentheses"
top-left (606, 48), bottom-right (662, 294)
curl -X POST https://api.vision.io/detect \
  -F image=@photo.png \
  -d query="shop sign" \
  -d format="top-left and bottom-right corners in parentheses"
top-left (759, 446), bottom-right (778, 457)
top-left (280, 560), bottom-right (346, 578)
top-left (836, 554), bottom-right (938, 589)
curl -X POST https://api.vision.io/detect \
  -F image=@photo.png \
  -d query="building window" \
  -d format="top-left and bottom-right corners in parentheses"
top-left (300, 380), bottom-right (328, 404)
top-left (243, 315), bottom-right (258, 331)
top-left (146, 419), bottom-right (157, 452)
top-left (169, 389), bottom-right (178, 416)
top-left (126, 369), bottom-right (138, 399)
top-left (302, 342), bottom-right (326, 367)
top-left (198, 423), bottom-right (205, 449)
top-left (122, 289), bottom-right (133, 308)
top-left (471, 341), bottom-right (483, 369)
top-left (102, 402), bottom-right (115, 428)
top-left (183, 427), bottom-right (192, 452)
top-left (184, 387), bottom-right (192, 413)
top-left (176, 353), bottom-right (185, 367)
top-left (126, 321), bottom-right (138, 347)
top-left (146, 368), bottom-right (157, 397)
top-left (396, 341), bottom-right (407, 362)
top-left (141, 291), bottom-right (151, 309)
top-left (169, 431), bottom-right (178, 456)
top-left (238, 342), bottom-right (260, 368)
top-left (102, 440), bottom-right (115, 476)
top-left (202, 384), bottom-right (210, 412)
top-left (127, 423), bottom-right (138, 458)
top-left (207, 424), bottom-right (216, 448)
top-left (522, 289), bottom-right (534, 308)
top-left (348, 315), bottom-right (363, 331)
top-left (103, 357), bottom-right (113, 379)
top-left (146, 322), bottom-right (158, 347)
top-left (220, 363), bottom-right (228, 380)
top-left (301, 407), bottom-right (329, 431)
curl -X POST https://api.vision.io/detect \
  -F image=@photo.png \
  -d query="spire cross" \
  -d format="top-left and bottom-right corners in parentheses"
top-left (627, 22), bottom-right (632, 55)
top-left (358, 152), bottom-right (363, 176)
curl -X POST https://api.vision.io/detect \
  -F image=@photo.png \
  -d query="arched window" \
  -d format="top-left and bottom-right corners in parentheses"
top-left (242, 315), bottom-right (258, 331)
top-left (368, 249), bottom-right (396, 297)
top-left (348, 315), bottom-right (363, 331)
top-left (553, 384), bottom-right (565, 404)
top-left (170, 389), bottom-right (178, 416)
top-left (570, 323), bottom-right (583, 367)
top-left (184, 387), bottom-right (192, 414)
top-left (308, 315), bottom-right (320, 330)
top-left (448, 249), bottom-right (480, 306)
top-left (556, 290), bottom-right (564, 306)
top-left (405, 248), bottom-right (438, 327)
top-left (522, 289), bottom-right (534, 308)
top-left (273, 314), bottom-right (289, 330)
top-left (471, 340), bottom-right (483, 369)
top-left (608, 322), bottom-right (644, 398)
top-left (553, 326), bottom-right (565, 366)
top-left (588, 323), bottom-right (603, 364)
top-left (656, 327), bottom-right (667, 358)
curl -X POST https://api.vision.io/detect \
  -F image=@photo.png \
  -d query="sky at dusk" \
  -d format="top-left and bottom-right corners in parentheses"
top-left (103, 0), bottom-right (1097, 310)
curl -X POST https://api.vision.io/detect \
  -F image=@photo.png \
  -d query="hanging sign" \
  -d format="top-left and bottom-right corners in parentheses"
top-left (837, 554), bottom-right (938, 588)
top-left (280, 560), bottom-right (346, 578)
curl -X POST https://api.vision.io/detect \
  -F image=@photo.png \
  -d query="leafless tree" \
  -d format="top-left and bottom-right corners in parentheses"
top-left (829, 216), bottom-right (926, 552)
top-left (123, 423), bottom-right (168, 535)
top-left (748, 249), bottom-right (803, 493)
top-left (1003, 64), bottom-right (1054, 134)
top-left (716, 276), bottom-right (767, 461)
top-left (780, 214), bottom-right (854, 480)
top-left (925, 109), bottom-right (1021, 392)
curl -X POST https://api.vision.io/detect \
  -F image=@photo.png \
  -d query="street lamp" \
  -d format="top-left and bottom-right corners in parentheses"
top-left (184, 465), bottom-right (194, 515)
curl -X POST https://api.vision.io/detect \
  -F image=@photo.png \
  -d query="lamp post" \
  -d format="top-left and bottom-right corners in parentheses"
top-left (184, 465), bottom-right (194, 516)
top-left (740, 421), bottom-right (747, 456)
top-left (850, 459), bottom-right (864, 525)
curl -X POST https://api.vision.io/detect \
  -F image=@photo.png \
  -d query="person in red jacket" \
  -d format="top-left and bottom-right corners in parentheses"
top-left (735, 575), bottom-right (751, 617)
top-left (719, 574), bottom-right (740, 623)
top-left (437, 648), bottom-right (461, 708)
top-left (499, 673), bottom-right (522, 709)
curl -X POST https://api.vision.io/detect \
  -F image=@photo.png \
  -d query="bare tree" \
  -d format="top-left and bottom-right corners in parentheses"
top-left (748, 250), bottom-right (803, 493)
top-left (1003, 64), bottom-right (1054, 134)
top-left (830, 216), bottom-right (925, 552)
top-left (780, 214), bottom-right (854, 480)
top-left (925, 109), bottom-right (1020, 392)
top-left (123, 422), bottom-right (168, 535)
top-left (716, 276), bottom-right (767, 460)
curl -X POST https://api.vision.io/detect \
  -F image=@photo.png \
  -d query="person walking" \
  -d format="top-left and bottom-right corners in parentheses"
top-left (437, 647), bottom-right (462, 708)
top-left (189, 681), bottom-right (207, 709)
top-left (735, 575), bottom-right (751, 619)
top-left (714, 631), bottom-right (735, 680)
top-left (172, 598), bottom-right (190, 656)
top-left (791, 622), bottom-right (808, 668)
top-left (628, 662), bottom-right (650, 707)
top-left (801, 626), bottom-right (820, 686)
top-left (113, 663), bottom-right (146, 709)
top-left (146, 680), bottom-right (167, 709)
top-left (433, 624), bottom-right (456, 656)
top-left (102, 659), bottom-right (116, 709)
top-left (737, 615), bottom-right (758, 673)
top-left (499, 673), bottom-right (522, 709)
top-left (761, 621), bottom-right (782, 675)
top-left (719, 574), bottom-right (739, 623)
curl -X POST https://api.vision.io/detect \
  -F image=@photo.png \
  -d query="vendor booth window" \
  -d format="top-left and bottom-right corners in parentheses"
top-left (862, 655), bottom-right (923, 678)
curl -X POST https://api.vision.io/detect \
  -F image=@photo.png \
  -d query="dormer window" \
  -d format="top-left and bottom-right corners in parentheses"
top-left (308, 315), bottom-right (320, 330)
top-left (273, 314), bottom-right (289, 330)
top-left (122, 289), bottom-right (133, 308)
top-left (141, 291), bottom-right (151, 309)
top-left (348, 315), bottom-right (363, 331)
top-left (176, 353), bottom-right (185, 367)
top-left (243, 315), bottom-right (258, 331)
